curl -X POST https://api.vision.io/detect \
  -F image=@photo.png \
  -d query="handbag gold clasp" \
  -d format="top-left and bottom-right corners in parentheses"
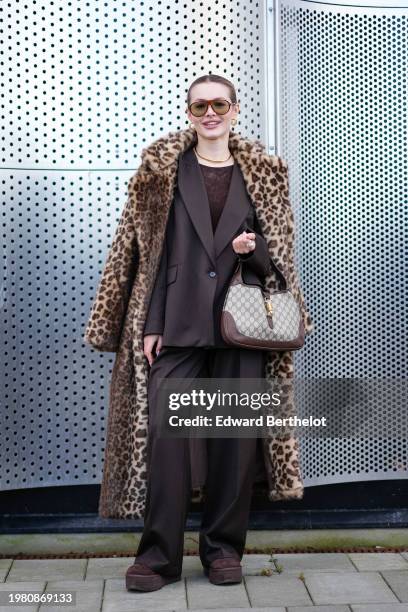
top-left (264, 296), bottom-right (273, 315)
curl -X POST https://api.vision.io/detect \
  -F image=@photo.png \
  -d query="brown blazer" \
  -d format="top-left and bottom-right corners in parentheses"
top-left (143, 145), bottom-right (272, 347)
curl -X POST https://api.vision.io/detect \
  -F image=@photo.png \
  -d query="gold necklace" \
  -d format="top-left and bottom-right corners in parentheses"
top-left (194, 146), bottom-right (232, 164)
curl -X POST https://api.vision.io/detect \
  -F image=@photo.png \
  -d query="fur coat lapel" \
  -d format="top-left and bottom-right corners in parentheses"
top-left (84, 127), bottom-right (314, 519)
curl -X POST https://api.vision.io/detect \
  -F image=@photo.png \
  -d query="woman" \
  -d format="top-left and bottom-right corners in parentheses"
top-left (83, 74), bottom-right (314, 592)
top-left (128, 74), bottom-right (273, 592)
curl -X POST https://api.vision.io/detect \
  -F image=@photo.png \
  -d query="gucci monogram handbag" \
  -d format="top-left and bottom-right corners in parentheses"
top-left (221, 258), bottom-right (305, 351)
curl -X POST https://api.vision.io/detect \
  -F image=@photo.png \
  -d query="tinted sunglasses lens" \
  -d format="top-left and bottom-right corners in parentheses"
top-left (213, 100), bottom-right (230, 115)
top-left (190, 102), bottom-right (207, 117)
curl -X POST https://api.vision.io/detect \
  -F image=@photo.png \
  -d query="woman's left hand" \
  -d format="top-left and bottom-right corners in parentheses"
top-left (232, 230), bottom-right (256, 255)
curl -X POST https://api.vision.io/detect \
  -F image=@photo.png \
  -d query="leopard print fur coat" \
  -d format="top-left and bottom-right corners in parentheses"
top-left (83, 126), bottom-right (315, 519)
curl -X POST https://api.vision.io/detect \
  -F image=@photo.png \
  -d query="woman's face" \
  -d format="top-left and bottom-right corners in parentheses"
top-left (186, 82), bottom-right (239, 141)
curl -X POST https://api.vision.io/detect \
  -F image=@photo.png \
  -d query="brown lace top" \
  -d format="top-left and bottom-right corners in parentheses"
top-left (199, 163), bottom-right (234, 232)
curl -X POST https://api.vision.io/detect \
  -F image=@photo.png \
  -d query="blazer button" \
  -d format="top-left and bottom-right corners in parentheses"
top-left (208, 271), bottom-right (217, 278)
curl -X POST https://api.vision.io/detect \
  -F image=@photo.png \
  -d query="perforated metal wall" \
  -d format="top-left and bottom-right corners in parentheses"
top-left (0, 0), bottom-right (406, 495)
top-left (0, 0), bottom-right (268, 492)
top-left (277, 0), bottom-right (408, 485)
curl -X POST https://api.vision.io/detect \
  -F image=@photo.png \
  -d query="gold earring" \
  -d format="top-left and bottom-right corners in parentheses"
top-left (231, 118), bottom-right (237, 126)
top-left (189, 122), bottom-right (196, 129)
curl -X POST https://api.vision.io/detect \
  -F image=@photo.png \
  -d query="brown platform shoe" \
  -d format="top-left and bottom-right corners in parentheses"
top-left (125, 562), bottom-right (181, 592)
top-left (203, 557), bottom-right (242, 585)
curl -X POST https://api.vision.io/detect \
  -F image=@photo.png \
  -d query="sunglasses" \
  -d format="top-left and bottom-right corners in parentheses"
top-left (188, 98), bottom-right (234, 117)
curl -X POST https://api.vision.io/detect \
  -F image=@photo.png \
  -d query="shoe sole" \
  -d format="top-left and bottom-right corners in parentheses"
top-left (126, 573), bottom-right (181, 592)
top-left (203, 565), bottom-right (242, 585)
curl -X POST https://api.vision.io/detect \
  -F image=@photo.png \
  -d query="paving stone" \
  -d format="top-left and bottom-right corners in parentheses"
top-left (0, 561), bottom-right (13, 584)
top-left (86, 555), bottom-right (203, 581)
top-left (272, 553), bottom-right (355, 573)
top-left (186, 575), bottom-right (250, 609)
top-left (178, 608), bottom-right (285, 612)
top-left (245, 574), bottom-right (312, 607)
top-left (349, 554), bottom-right (408, 571)
top-left (288, 606), bottom-right (350, 612)
top-left (351, 605), bottom-right (408, 611)
top-left (241, 554), bottom-right (275, 576)
top-left (306, 571), bottom-right (399, 605)
top-left (85, 556), bottom-right (134, 580)
top-left (381, 570), bottom-right (408, 602)
top-left (39, 579), bottom-right (103, 612)
top-left (103, 576), bottom-right (187, 611)
top-left (0, 581), bottom-right (45, 612)
top-left (0, 603), bottom-right (38, 612)
top-left (7, 559), bottom-right (87, 582)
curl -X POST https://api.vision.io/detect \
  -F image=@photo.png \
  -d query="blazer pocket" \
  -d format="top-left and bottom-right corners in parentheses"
top-left (166, 263), bottom-right (178, 285)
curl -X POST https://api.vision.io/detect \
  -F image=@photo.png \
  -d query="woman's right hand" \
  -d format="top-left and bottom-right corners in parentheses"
top-left (143, 334), bottom-right (163, 367)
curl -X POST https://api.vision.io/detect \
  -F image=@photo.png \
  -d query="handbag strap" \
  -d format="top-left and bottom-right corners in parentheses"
top-left (233, 256), bottom-right (288, 291)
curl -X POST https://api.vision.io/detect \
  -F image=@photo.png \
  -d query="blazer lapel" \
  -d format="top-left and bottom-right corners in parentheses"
top-left (178, 146), bottom-right (250, 266)
top-left (213, 159), bottom-right (251, 259)
top-left (178, 147), bottom-right (216, 266)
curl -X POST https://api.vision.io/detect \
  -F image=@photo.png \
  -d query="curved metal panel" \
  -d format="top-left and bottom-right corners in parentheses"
top-left (275, 0), bottom-right (408, 486)
top-left (0, 0), bottom-right (268, 492)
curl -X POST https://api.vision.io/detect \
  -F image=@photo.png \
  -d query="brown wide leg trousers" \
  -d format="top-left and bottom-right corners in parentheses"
top-left (134, 346), bottom-right (265, 578)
